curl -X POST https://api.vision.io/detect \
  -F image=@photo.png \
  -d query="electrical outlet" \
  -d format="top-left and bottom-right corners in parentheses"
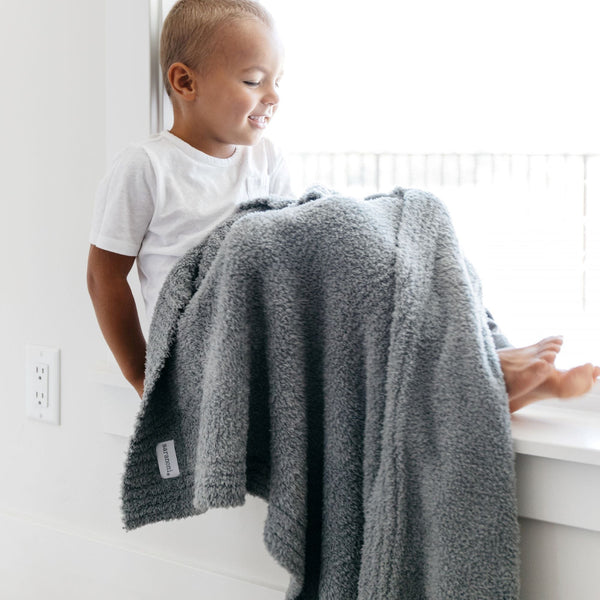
top-left (33, 363), bottom-right (49, 408)
top-left (26, 346), bottom-right (60, 425)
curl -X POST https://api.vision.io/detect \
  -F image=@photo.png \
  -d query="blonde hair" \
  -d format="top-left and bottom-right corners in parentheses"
top-left (160, 0), bottom-right (274, 97)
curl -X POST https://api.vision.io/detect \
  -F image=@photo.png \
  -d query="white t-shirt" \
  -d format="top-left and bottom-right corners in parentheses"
top-left (90, 131), bottom-right (294, 317)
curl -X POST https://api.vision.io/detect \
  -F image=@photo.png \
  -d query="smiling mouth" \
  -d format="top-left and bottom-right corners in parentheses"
top-left (249, 115), bottom-right (269, 129)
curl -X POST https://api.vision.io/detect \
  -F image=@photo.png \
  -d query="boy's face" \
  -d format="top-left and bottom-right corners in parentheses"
top-left (184, 18), bottom-right (284, 158)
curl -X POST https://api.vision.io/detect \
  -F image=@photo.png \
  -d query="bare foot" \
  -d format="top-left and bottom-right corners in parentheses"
top-left (497, 336), bottom-right (600, 413)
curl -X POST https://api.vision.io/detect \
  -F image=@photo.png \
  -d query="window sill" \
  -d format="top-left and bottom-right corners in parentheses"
top-left (92, 365), bottom-right (600, 531)
top-left (511, 387), bottom-right (600, 467)
top-left (91, 363), bottom-right (141, 438)
top-left (93, 363), bottom-right (600, 456)
top-left (511, 389), bottom-right (600, 533)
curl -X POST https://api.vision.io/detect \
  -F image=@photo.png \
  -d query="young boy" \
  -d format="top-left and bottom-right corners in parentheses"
top-left (87, 0), bottom-right (290, 397)
top-left (88, 0), bottom-right (599, 408)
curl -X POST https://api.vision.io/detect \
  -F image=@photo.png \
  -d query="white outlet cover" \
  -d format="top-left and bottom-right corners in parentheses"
top-left (26, 345), bottom-right (60, 425)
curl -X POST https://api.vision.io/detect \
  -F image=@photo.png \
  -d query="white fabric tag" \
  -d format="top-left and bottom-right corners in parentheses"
top-left (156, 440), bottom-right (180, 479)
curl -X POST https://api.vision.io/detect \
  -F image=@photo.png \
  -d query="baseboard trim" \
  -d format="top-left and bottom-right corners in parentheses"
top-left (0, 509), bottom-right (286, 600)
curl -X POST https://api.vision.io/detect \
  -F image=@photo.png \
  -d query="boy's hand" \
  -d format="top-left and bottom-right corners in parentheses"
top-left (133, 379), bottom-right (144, 399)
top-left (498, 336), bottom-right (600, 412)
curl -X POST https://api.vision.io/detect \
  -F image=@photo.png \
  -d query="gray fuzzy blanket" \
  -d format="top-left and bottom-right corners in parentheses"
top-left (121, 187), bottom-right (519, 599)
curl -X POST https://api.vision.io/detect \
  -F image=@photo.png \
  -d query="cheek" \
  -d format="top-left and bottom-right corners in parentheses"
top-left (219, 87), bottom-right (259, 120)
top-left (234, 90), bottom-right (260, 113)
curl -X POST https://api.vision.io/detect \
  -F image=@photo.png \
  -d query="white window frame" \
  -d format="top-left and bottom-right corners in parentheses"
top-left (105, 0), bottom-right (599, 412)
top-left (104, 0), bottom-right (163, 166)
top-left (101, 4), bottom-right (600, 575)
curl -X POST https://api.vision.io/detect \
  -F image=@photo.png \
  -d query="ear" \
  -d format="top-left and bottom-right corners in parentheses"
top-left (168, 62), bottom-right (197, 100)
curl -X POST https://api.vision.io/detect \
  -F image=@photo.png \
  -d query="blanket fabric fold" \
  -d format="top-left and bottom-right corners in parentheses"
top-left (121, 187), bottom-right (519, 599)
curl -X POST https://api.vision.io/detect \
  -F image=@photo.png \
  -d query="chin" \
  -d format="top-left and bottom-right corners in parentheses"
top-left (241, 133), bottom-right (265, 147)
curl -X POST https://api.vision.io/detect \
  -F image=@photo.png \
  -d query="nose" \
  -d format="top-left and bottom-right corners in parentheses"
top-left (262, 83), bottom-right (280, 108)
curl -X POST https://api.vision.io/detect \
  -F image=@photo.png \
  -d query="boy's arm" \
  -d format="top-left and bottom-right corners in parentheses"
top-left (87, 245), bottom-right (147, 398)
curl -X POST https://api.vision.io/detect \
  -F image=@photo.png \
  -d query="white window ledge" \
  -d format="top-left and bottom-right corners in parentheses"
top-left (512, 394), bottom-right (600, 467)
top-left (92, 364), bottom-right (600, 532)
top-left (93, 361), bottom-right (600, 460)
top-left (511, 393), bottom-right (600, 533)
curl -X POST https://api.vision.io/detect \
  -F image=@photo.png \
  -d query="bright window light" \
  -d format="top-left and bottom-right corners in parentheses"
top-left (160, 0), bottom-right (600, 370)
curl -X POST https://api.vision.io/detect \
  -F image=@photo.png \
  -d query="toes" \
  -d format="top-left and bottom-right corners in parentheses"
top-left (557, 364), bottom-right (595, 399)
top-left (536, 336), bottom-right (563, 349)
top-left (538, 349), bottom-right (559, 364)
top-left (535, 337), bottom-right (563, 359)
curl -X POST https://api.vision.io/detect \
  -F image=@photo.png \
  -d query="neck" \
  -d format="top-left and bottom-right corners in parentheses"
top-left (168, 124), bottom-right (236, 159)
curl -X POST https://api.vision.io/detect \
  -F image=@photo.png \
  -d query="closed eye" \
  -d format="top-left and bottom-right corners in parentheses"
top-left (244, 81), bottom-right (260, 87)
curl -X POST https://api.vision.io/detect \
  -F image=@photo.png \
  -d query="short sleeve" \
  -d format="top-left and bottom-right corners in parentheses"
top-left (266, 142), bottom-right (296, 198)
top-left (89, 145), bottom-right (156, 257)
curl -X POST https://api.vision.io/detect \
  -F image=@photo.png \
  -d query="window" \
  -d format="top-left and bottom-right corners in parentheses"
top-left (158, 0), bottom-right (600, 372)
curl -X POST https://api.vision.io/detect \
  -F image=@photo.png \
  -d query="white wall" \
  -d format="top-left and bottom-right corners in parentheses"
top-left (0, 1), bottom-right (287, 597)
top-left (2, 1), bottom-right (599, 599)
